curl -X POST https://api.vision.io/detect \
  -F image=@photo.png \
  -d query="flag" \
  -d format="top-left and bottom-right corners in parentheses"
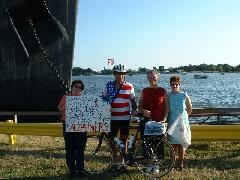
top-left (107, 58), bottom-right (114, 66)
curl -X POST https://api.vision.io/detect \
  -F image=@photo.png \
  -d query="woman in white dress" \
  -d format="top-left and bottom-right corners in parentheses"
top-left (167, 75), bottom-right (192, 170)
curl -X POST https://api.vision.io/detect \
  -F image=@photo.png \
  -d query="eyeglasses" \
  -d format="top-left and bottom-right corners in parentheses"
top-left (74, 85), bottom-right (82, 90)
top-left (170, 83), bottom-right (180, 86)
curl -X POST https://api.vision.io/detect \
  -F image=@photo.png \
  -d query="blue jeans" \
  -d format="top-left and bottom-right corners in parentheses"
top-left (63, 124), bottom-right (87, 175)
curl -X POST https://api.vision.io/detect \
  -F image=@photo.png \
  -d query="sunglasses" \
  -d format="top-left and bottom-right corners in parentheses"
top-left (170, 83), bottom-right (180, 86)
top-left (74, 85), bottom-right (82, 90)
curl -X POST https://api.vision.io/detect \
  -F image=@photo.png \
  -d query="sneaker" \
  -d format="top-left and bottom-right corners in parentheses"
top-left (117, 163), bottom-right (127, 172)
top-left (69, 172), bottom-right (77, 178)
top-left (177, 164), bottom-right (184, 171)
top-left (110, 164), bottom-right (118, 172)
top-left (152, 165), bottom-right (160, 174)
top-left (110, 163), bottom-right (127, 172)
top-left (77, 170), bottom-right (87, 177)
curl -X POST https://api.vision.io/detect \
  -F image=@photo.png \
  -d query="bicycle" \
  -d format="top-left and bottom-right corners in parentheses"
top-left (84, 115), bottom-right (176, 179)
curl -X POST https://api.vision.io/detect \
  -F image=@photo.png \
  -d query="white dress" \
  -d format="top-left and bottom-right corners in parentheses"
top-left (167, 91), bottom-right (191, 148)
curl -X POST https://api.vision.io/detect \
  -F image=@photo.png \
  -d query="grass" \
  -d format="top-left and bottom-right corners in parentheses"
top-left (0, 134), bottom-right (239, 180)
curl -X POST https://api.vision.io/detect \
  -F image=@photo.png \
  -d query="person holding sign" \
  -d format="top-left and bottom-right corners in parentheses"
top-left (58, 80), bottom-right (87, 177)
top-left (102, 64), bottom-right (137, 170)
top-left (138, 69), bottom-right (169, 173)
top-left (167, 75), bottom-right (192, 170)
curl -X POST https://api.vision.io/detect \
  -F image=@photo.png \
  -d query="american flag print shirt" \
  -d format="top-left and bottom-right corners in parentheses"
top-left (103, 80), bottom-right (135, 121)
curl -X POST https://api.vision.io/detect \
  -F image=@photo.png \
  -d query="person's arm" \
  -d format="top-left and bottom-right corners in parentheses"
top-left (58, 95), bottom-right (66, 123)
top-left (129, 84), bottom-right (138, 115)
top-left (138, 90), bottom-right (151, 118)
top-left (58, 95), bottom-right (66, 112)
top-left (138, 90), bottom-right (144, 113)
top-left (162, 91), bottom-right (169, 122)
top-left (130, 97), bottom-right (137, 110)
top-left (130, 97), bottom-right (138, 115)
top-left (185, 94), bottom-right (192, 115)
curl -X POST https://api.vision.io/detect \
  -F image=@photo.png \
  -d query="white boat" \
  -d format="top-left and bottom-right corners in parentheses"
top-left (194, 74), bottom-right (208, 79)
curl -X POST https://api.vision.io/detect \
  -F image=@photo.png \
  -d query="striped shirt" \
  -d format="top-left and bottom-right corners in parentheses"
top-left (103, 80), bottom-right (135, 121)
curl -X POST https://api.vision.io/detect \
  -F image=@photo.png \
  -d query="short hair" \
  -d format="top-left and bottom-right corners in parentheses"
top-left (147, 69), bottom-right (159, 78)
top-left (170, 75), bottom-right (181, 84)
top-left (71, 80), bottom-right (84, 91)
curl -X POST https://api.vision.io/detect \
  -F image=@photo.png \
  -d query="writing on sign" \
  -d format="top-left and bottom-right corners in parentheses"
top-left (66, 95), bottom-right (111, 132)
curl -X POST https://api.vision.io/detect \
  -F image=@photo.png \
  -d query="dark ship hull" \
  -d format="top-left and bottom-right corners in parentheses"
top-left (0, 0), bottom-right (78, 120)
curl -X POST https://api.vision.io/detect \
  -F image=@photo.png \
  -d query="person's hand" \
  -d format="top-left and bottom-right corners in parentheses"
top-left (131, 110), bottom-right (139, 116)
top-left (162, 118), bottom-right (167, 126)
top-left (162, 117), bottom-right (167, 123)
top-left (143, 109), bottom-right (151, 118)
top-left (100, 95), bottom-right (111, 104)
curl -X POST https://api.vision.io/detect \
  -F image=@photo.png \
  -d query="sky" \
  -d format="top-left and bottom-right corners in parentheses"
top-left (73, 0), bottom-right (240, 71)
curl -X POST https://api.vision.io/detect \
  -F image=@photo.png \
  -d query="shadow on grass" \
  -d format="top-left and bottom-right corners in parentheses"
top-left (186, 146), bottom-right (240, 170)
top-left (0, 148), bottom-right (65, 159)
top-left (190, 143), bottom-right (210, 150)
top-left (9, 169), bottom-right (141, 180)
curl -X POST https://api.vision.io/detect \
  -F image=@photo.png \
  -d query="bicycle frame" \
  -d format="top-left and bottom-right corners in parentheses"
top-left (86, 116), bottom-right (176, 179)
top-left (92, 124), bottom-right (141, 163)
top-left (92, 117), bottom-right (170, 165)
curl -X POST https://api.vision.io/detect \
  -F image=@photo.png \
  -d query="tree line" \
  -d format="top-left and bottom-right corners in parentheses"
top-left (72, 63), bottom-right (240, 76)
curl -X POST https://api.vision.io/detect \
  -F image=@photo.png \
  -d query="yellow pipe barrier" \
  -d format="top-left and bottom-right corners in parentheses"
top-left (0, 122), bottom-right (63, 137)
top-left (191, 124), bottom-right (240, 141)
top-left (0, 122), bottom-right (240, 142)
top-left (5, 120), bottom-right (17, 145)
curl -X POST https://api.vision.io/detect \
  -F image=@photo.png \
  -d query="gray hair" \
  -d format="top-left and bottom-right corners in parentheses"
top-left (147, 69), bottom-right (159, 77)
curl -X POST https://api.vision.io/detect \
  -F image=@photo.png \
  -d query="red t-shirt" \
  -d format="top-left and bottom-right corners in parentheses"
top-left (142, 87), bottom-right (166, 122)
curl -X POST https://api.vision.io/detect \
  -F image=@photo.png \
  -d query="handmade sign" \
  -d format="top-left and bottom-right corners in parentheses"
top-left (66, 95), bottom-right (111, 132)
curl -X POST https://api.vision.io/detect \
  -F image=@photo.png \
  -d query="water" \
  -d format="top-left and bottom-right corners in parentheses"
top-left (73, 73), bottom-right (240, 123)
top-left (73, 73), bottom-right (240, 108)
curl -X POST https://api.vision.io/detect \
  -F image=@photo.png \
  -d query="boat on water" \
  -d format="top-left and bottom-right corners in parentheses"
top-left (0, 0), bottom-right (78, 118)
top-left (194, 74), bottom-right (208, 79)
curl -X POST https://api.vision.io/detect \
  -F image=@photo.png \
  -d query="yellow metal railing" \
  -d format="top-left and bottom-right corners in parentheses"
top-left (0, 122), bottom-right (63, 137)
top-left (0, 108), bottom-right (239, 144)
top-left (0, 121), bottom-right (240, 143)
top-left (190, 125), bottom-right (240, 141)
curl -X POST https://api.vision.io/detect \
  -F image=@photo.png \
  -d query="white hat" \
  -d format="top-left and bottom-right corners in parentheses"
top-left (112, 64), bottom-right (127, 73)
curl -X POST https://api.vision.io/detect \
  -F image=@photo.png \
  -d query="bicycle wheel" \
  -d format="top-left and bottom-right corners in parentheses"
top-left (84, 134), bottom-right (112, 174)
top-left (134, 136), bottom-right (175, 179)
